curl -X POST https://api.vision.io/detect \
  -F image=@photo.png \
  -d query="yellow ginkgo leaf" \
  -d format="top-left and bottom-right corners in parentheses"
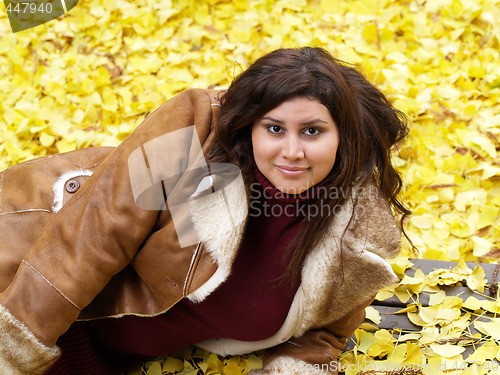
top-left (475, 319), bottom-right (500, 340)
top-left (419, 305), bottom-right (440, 325)
top-left (356, 330), bottom-right (377, 354)
top-left (480, 300), bottom-right (500, 314)
top-left (466, 341), bottom-right (499, 363)
top-left (420, 327), bottom-right (440, 344)
top-left (162, 357), bottom-right (183, 373)
top-left (367, 330), bottom-right (394, 357)
top-left (55, 139), bottom-right (76, 153)
top-left (466, 265), bottom-right (486, 292)
top-left (472, 237), bottom-right (493, 258)
top-left (404, 342), bottom-right (423, 365)
top-left (429, 343), bottom-right (465, 358)
top-left (471, 135), bottom-right (497, 158)
top-left (246, 354), bottom-right (262, 372)
top-left (463, 296), bottom-right (482, 311)
top-left (365, 306), bottom-right (381, 324)
top-left (428, 290), bottom-right (446, 306)
top-left (145, 362), bottom-right (162, 375)
top-left (39, 132), bottom-right (55, 147)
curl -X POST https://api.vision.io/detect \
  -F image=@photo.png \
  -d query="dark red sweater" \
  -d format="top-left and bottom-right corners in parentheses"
top-left (46, 167), bottom-right (316, 374)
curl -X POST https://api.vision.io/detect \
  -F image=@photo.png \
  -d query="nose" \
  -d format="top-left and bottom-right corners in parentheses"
top-left (282, 134), bottom-right (304, 160)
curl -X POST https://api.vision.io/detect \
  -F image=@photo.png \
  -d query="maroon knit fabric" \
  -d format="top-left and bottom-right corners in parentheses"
top-left (45, 167), bottom-right (317, 374)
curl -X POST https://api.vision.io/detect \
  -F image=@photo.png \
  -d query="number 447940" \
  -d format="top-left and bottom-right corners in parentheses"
top-left (6, 2), bottom-right (53, 14)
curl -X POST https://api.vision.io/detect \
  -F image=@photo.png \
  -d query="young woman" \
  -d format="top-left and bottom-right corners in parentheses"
top-left (0, 47), bottom-right (409, 375)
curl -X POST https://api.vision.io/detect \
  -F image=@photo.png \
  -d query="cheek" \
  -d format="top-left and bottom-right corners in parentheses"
top-left (308, 140), bottom-right (339, 172)
top-left (251, 133), bottom-right (263, 160)
top-left (252, 132), bottom-right (277, 162)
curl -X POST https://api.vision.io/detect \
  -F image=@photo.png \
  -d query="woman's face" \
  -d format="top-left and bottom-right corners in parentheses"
top-left (252, 97), bottom-right (340, 194)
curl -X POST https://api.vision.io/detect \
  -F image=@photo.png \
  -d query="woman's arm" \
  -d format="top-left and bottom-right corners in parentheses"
top-left (0, 88), bottom-right (217, 373)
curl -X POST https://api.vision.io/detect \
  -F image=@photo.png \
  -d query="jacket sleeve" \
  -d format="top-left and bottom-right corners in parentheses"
top-left (249, 299), bottom-right (371, 375)
top-left (0, 89), bottom-right (217, 373)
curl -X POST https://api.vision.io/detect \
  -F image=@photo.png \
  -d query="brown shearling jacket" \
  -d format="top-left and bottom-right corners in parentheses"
top-left (0, 89), bottom-right (401, 374)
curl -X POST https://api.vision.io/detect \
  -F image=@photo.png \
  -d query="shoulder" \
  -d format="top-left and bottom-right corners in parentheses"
top-left (345, 178), bottom-right (401, 260)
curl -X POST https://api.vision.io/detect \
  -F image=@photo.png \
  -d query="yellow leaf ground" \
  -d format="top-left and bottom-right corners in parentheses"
top-left (1, 0), bottom-right (500, 373)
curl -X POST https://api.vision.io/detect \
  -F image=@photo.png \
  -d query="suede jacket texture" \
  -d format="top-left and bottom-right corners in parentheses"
top-left (0, 89), bottom-right (401, 375)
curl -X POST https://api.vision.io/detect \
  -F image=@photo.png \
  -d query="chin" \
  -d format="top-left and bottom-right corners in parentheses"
top-left (280, 185), bottom-right (306, 195)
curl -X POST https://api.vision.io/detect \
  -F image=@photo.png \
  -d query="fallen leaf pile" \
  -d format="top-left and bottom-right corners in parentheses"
top-left (0, 0), bottom-right (499, 373)
top-left (126, 346), bottom-right (262, 375)
top-left (347, 259), bottom-right (500, 374)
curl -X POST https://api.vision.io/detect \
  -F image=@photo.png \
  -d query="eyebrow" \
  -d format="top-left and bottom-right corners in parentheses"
top-left (260, 116), bottom-right (328, 126)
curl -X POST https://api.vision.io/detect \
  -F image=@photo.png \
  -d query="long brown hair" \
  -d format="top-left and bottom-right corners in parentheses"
top-left (207, 47), bottom-right (411, 283)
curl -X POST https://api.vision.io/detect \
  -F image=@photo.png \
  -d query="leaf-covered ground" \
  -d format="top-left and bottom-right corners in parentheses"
top-left (0, 0), bottom-right (499, 373)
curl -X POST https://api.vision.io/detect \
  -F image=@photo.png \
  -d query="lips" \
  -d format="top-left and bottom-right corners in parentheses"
top-left (275, 165), bottom-right (308, 176)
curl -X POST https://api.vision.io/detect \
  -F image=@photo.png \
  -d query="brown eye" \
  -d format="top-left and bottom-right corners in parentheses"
top-left (267, 125), bottom-right (284, 134)
top-left (303, 127), bottom-right (321, 136)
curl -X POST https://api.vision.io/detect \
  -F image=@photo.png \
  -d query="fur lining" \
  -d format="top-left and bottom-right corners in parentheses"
top-left (0, 304), bottom-right (60, 374)
top-left (298, 180), bottom-right (400, 333)
top-left (187, 168), bottom-right (248, 302)
top-left (187, 266), bottom-right (230, 303)
top-left (52, 169), bottom-right (93, 213)
top-left (248, 356), bottom-right (332, 375)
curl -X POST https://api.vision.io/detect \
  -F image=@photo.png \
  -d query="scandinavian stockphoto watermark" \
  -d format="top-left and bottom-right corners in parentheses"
top-left (4, 0), bottom-right (79, 33)
top-left (299, 359), bottom-right (500, 373)
top-left (248, 182), bottom-right (381, 219)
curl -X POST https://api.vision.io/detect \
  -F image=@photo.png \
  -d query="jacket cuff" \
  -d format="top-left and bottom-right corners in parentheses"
top-left (0, 304), bottom-right (60, 375)
top-left (248, 356), bottom-right (334, 375)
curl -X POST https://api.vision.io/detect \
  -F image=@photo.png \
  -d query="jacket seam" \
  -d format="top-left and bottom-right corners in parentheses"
top-left (183, 242), bottom-right (202, 296)
top-left (4, 154), bottom-right (104, 171)
top-left (0, 209), bottom-right (52, 216)
top-left (55, 155), bottom-right (104, 170)
top-left (21, 260), bottom-right (83, 311)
